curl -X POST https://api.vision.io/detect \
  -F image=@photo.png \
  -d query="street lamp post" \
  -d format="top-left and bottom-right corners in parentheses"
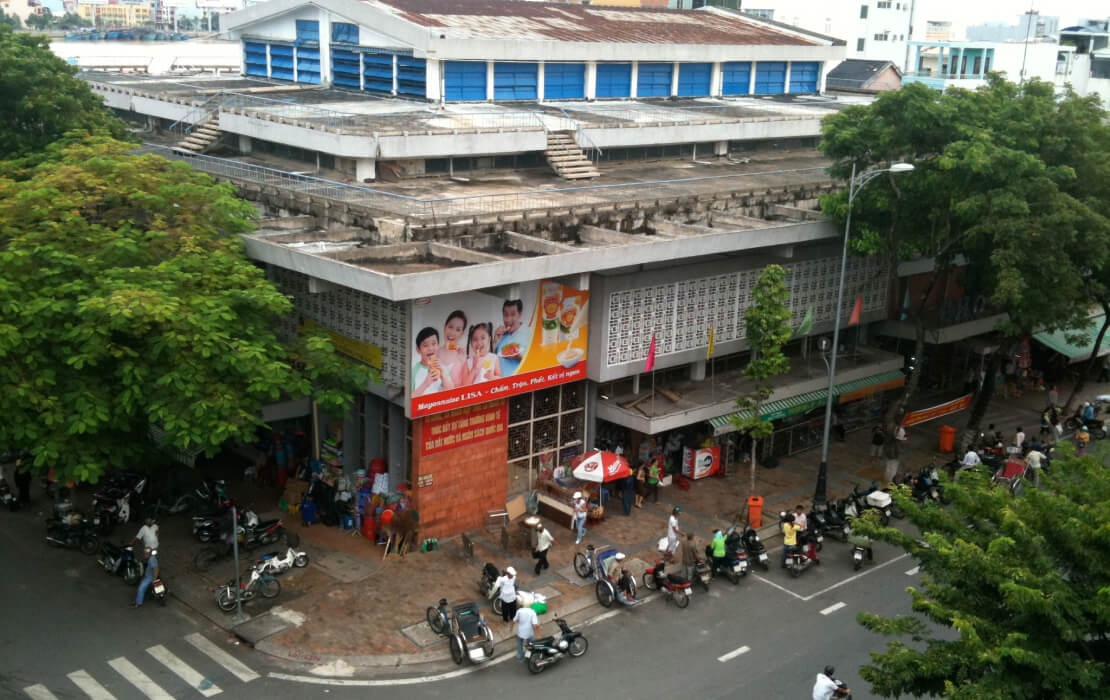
top-left (813, 161), bottom-right (914, 507)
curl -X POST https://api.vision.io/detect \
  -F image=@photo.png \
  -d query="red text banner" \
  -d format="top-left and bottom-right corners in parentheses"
top-left (412, 364), bottom-right (586, 418)
top-left (901, 394), bottom-right (973, 427)
top-left (420, 402), bottom-right (507, 456)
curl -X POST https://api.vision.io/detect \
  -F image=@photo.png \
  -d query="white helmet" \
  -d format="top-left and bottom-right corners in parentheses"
top-left (572, 491), bottom-right (582, 500)
top-left (615, 552), bottom-right (626, 561)
top-left (506, 566), bottom-right (516, 576)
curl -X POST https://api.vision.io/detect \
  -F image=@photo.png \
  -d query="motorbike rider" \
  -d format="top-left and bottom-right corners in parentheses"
top-left (1077, 425), bottom-right (1091, 450)
top-left (1082, 401), bottom-right (1097, 425)
top-left (617, 567), bottom-right (639, 603)
top-left (709, 528), bottom-right (727, 575)
top-left (812, 666), bottom-right (849, 700)
top-left (133, 516), bottom-right (159, 552)
top-left (781, 513), bottom-right (801, 568)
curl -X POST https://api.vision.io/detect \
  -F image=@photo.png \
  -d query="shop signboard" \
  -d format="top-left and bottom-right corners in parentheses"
top-left (681, 446), bottom-right (721, 480)
top-left (837, 375), bottom-right (906, 404)
top-left (902, 393), bottom-right (973, 427)
top-left (420, 403), bottom-right (507, 456)
top-left (761, 398), bottom-right (825, 423)
top-left (410, 280), bottom-right (589, 417)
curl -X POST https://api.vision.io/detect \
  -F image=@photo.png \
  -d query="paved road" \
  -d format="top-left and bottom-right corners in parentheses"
top-left (3, 486), bottom-right (923, 700)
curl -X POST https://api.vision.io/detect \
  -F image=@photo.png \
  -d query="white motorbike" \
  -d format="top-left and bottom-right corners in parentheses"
top-left (254, 545), bottom-right (310, 575)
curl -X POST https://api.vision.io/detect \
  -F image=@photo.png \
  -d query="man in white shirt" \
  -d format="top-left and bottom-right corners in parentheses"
top-left (496, 566), bottom-right (518, 624)
top-left (1014, 427), bottom-right (1026, 450)
top-left (666, 507), bottom-right (685, 560)
top-left (533, 522), bottom-right (554, 575)
top-left (812, 666), bottom-right (844, 700)
top-left (1025, 448), bottom-right (1047, 488)
top-left (134, 517), bottom-right (159, 551)
top-left (961, 448), bottom-right (982, 468)
top-left (512, 603), bottom-right (540, 660)
top-left (793, 505), bottom-right (808, 534)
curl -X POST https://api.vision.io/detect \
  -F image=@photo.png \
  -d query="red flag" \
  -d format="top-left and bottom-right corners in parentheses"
top-left (644, 333), bottom-right (657, 372)
top-left (848, 294), bottom-right (863, 326)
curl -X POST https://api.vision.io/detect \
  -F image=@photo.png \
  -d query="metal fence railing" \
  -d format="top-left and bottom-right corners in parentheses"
top-left (141, 144), bottom-right (832, 220)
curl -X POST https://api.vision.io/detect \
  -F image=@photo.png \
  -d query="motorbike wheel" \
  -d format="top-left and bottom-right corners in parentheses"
top-left (879, 511), bottom-right (891, 526)
top-left (492, 598), bottom-right (502, 616)
top-left (294, 553), bottom-right (309, 568)
top-left (760, 559), bottom-right (770, 571)
top-left (123, 561), bottom-right (141, 586)
top-left (727, 569), bottom-right (740, 585)
top-left (216, 589), bottom-right (237, 612)
top-left (260, 529), bottom-right (281, 546)
top-left (426, 607), bottom-right (446, 635)
top-left (854, 558), bottom-right (862, 572)
top-left (80, 536), bottom-right (100, 556)
top-left (673, 588), bottom-right (690, 608)
top-left (1065, 417), bottom-right (1080, 431)
top-left (568, 636), bottom-right (588, 658)
top-left (790, 561), bottom-right (802, 578)
top-left (157, 592), bottom-right (167, 607)
top-left (260, 578), bottom-right (280, 599)
top-left (816, 540), bottom-right (823, 552)
top-left (527, 652), bottom-right (545, 675)
top-left (595, 581), bottom-right (614, 608)
top-left (196, 530), bottom-right (215, 544)
top-left (449, 635), bottom-right (464, 666)
top-left (193, 548), bottom-right (220, 573)
top-left (642, 571), bottom-right (657, 591)
top-left (891, 504), bottom-right (906, 520)
top-left (573, 552), bottom-right (590, 578)
top-left (699, 576), bottom-right (710, 593)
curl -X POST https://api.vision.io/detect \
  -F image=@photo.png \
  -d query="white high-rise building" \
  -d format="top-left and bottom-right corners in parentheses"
top-left (741, 0), bottom-right (914, 68)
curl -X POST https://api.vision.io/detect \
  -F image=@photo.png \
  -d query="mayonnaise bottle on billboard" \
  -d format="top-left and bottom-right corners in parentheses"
top-left (558, 297), bottom-right (580, 342)
top-left (540, 282), bottom-right (562, 346)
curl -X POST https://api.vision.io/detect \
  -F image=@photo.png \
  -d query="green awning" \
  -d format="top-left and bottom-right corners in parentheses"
top-left (1033, 316), bottom-right (1110, 364)
top-left (710, 369), bottom-right (906, 435)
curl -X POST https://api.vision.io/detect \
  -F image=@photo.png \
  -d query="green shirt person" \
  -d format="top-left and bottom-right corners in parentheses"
top-left (712, 529), bottom-right (726, 558)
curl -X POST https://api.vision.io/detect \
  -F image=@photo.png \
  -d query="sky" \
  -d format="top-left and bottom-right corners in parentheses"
top-left (918, 0), bottom-right (1108, 36)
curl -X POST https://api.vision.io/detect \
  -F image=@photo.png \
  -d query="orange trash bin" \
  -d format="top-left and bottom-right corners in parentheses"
top-left (747, 496), bottom-right (764, 528)
top-left (939, 425), bottom-right (957, 453)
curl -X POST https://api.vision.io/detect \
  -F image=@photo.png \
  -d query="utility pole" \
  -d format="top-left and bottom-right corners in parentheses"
top-left (903, 0), bottom-right (917, 74)
top-left (1020, 7), bottom-right (1038, 83)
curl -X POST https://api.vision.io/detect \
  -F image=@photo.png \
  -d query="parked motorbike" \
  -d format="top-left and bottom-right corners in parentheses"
top-left (213, 563), bottom-right (280, 612)
top-left (782, 514), bottom-right (820, 578)
top-left (98, 541), bottom-right (144, 585)
top-left (707, 528), bottom-right (750, 584)
top-left (812, 502), bottom-right (851, 543)
top-left (46, 517), bottom-right (100, 555)
top-left (851, 538), bottom-right (872, 571)
top-left (851, 484), bottom-right (893, 525)
top-left (92, 476), bottom-right (148, 534)
top-left (693, 559), bottom-right (713, 592)
top-left (254, 542), bottom-right (309, 576)
top-left (908, 463), bottom-right (946, 505)
top-left (149, 576), bottom-right (168, 606)
top-left (524, 615), bottom-right (588, 674)
top-left (642, 558), bottom-right (692, 608)
top-left (192, 505), bottom-right (252, 544)
top-left (193, 516), bottom-right (286, 572)
top-left (741, 524), bottom-right (770, 570)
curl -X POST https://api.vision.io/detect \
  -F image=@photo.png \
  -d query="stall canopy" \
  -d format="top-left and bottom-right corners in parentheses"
top-left (1032, 316), bottom-right (1110, 364)
top-left (709, 370), bottom-right (906, 435)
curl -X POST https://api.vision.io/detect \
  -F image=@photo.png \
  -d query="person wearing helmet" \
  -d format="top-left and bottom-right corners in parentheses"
top-left (571, 491), bottom-right (588, 545)
top-left (495, 566), bottom-right (518, 624)
top-left (1082, 401), bottom-right (1096, 424)
top-left (812, 665), bottom-right (848, 700)
top-left (134, 516), bottom-right (159, 551)
top-left (1077, 425), bottom-right (1091, 450)
top-left (131, 547), bottom-right (159, 608)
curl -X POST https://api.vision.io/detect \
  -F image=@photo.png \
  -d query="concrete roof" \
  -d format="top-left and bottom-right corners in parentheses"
top-left (826, 59), bottom-right (899, 88)
top-left (370, 0), bottom-right (821, 45)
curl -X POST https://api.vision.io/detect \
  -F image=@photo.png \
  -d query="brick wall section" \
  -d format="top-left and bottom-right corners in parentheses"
top-left (412, 399), bottom-right (509, 539)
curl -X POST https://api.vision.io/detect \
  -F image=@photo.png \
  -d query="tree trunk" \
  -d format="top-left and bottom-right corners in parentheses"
top-left (883, 315), bottom-right (926, 466)
top-left (750, 395), bottom-right (761, 495)
top-left (1062, 303), bottom-right (1110, 414)
top-left (957, 350), bottom-right (1001, 455)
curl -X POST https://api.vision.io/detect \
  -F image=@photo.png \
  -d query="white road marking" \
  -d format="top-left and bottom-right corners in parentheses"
top-left (22, 685), bottom-right (58, 700)
top-left (184, 633), bottom-right (259, 683)
top-left (905, 566), bottom-right (920, 576)
top-left (820, 602), bottom-right (846, 615)
top-left (108, 657), bottom-right (174, 700)
top-left (716, 645), bottom-right (751, 663)
top-left (147, 645), bottom-right (222, 696)
top-left (751, 553), bottom-right (910, 602)
top-left (67, 670), bottom-right (118, 700)
top-left (749, 573), bottom-right (807, 601)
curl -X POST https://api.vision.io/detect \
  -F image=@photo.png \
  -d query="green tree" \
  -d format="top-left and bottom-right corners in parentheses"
top-left (0, 24), bottom-right (127, 159)
top-left (731, 265), bottom-right (793, 494)
top-left (820, 78), bottom-right (1110, 452)
top-left (0, 136), bottom-right (373, 483)
top-left (55, 12), bottom-right (92, 30)
top-left (852, 448), bottom-right (1110, 698)
top-left (26, 11), bottom-right (52, 31)
top-left (0, 9), bottom-right (22, 29)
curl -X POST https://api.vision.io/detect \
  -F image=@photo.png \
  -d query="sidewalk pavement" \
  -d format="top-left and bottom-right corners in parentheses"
top-left (163, 378), bottom-right (1102, 673)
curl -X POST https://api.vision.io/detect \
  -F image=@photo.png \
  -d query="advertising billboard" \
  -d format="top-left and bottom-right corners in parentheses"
top-left (681, 447), bottom-right (721, 480)
top-left (410, 280), bottom-right (589, 417)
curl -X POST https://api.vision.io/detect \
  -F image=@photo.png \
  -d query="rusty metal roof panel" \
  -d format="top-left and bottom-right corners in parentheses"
top-left (369, 0), bottom-right (820, 46)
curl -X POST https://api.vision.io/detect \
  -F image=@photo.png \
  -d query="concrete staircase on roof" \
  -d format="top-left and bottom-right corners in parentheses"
top-left (544, 130), bottom-right (600, 181)
top-left (174, 116), bottom-right (224, 154)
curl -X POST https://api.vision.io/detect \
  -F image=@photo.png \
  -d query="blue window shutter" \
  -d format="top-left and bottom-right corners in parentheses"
top-left (542, 63), bottom-right (585, 100)
top-left (295, 20), bottom-right (319, 44)
top-left (330, 22), bottom-right (359, 45)
top-left (395, 56), bottom-right (426, 97)
top-left (362, 53), bottom-right (393, 93)
top-left (637, 63), bottom-right (673, 97)
top-left (493, 62), bottom-right (537, 100)
top-left (754, 61), bottom-right (786, 94)
top-left (721, 61), bottom-right (751, 95)
top-left (595, 63), bottom-right (631, 98)
top-left (788, 61), bottom-right (820, 93)
top-left (676, 62), bottom-right (711, 97)
top-left (444, 61), bottom-right (487, 101)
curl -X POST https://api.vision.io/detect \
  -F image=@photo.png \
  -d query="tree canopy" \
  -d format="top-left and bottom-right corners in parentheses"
top-left (853, 448), bottom-right (1110, 698)
top-left (0, 136), bottom-right (372, 482)
top-left (0, 24), bottom-right (127, 159)
top-left (819, 77), bottom-right (1110, 439)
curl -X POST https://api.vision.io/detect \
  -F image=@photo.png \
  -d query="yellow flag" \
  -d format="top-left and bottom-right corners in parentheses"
top-left (707, 325), bottom-right (716, 359)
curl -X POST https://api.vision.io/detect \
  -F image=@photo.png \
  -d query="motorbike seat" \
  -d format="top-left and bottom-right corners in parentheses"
top-left (666, 573), bottom-right (688, 585)
top-left (531, 636), bottom-right (555, 647)
top-left (260, 553), bottom-right (277, 560)
top-left (255, 519), bottom-right (280, 530)
top-left (483, 562), bottom-right (500, 581)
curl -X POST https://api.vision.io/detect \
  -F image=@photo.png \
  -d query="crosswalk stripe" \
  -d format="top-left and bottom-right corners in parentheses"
top-left (67, 670), bottom-right (118, 700)
top-left (108, 657), bottom-right (174, 700)
top-left (147, 645), bottom-right (222, 697)
top-left (22, 685), bottom-right (59, 700)
top-left (906, 566), bottom-right (920, 576)
top-left (184, 633), bottom-right (259, 683)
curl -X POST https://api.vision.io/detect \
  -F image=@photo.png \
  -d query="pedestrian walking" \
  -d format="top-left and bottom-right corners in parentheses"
top-left (13, 458), bottom-right (32, 505)
top-left (131, 548), bottom-right (159, 608)
top-left (634, 464), bottom-right (646, 509)
top-left (496, 566), bottom-right (518, 624)
top-left (512, 602), bottom-right (539, 660)
top-left (681, 532), bottom-right (699, 582)
top-left (1014, 427), bottom-right (1026, 452)
top-left (665, 506), bottom-right (685, 561)
top-left (645, 454), bottom-right (662, 504)
top-left (870, 425), bottom-right (885, 467)
top-left (571, 491), bottom-right (588, 545)
top-left (532, 522), bottom-right (554, 575)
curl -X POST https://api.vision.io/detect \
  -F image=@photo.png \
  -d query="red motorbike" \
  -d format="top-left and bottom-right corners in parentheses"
top-left (641, 558), bottom-right (691, 608)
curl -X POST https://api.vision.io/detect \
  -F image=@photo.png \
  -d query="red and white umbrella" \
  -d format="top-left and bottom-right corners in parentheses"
top-left (571, 450), bottom-right (632, 483)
